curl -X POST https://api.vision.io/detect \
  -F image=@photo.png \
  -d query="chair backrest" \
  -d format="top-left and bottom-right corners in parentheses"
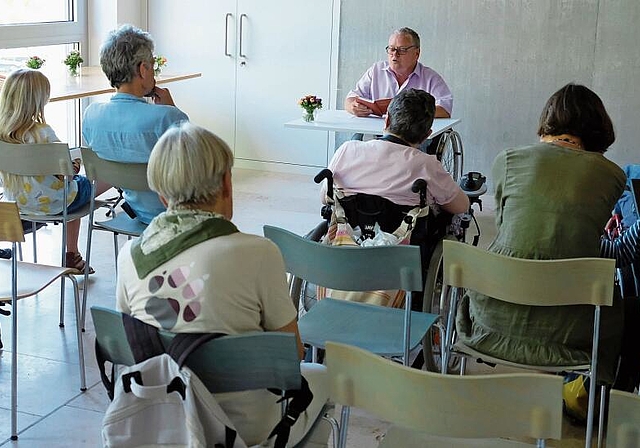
top-left (0, 202), bottom-right (25, 243)
top-left (90, 306), bottom-right (301, 393)
top-left (442, 239), bottom-right (615, 307)
top-left (326, 341), bottom-right (563, 441)
top-left (0, 141), bottom-right (75, 176)
top-left (81, 147), bottom-right (150, 191)
top-left (607, 390), bottom-right (640, 447)
top-left (263, 225), bottom-right (423, 292)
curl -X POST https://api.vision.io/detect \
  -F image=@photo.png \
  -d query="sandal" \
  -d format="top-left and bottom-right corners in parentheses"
top-left (65, 252), bottom-right (95, 274)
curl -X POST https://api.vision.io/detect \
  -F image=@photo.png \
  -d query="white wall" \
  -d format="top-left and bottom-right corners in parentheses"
top-left (87, 0), bottom-right (146, 66)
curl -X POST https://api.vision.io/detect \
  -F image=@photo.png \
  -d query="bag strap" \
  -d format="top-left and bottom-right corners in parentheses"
top-left (95, 337), bottom-right (117, 401)
top-left (267, 376), bottom-right (314, 448)
top-left (122, 313), bottom-right (166, 363)
top-left (392, 205), bottom-right (429, 241)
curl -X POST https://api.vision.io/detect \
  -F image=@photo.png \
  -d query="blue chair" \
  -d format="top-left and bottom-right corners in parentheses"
top-left (263, 225), bottom-right (438, 365)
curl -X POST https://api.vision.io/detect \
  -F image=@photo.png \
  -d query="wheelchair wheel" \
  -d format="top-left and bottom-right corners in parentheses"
top-left (422, 236), bottom-right (462, 373)
top-left (287, 220), bottom-right (327, 316)
top-left (289, 276), bottom-right (317, 317)
top-left (435, 130), bottom-right (464, 182)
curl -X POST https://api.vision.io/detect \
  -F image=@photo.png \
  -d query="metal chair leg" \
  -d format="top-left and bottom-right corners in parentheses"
top-left (322, 414), bottom-right (340, 448)
top-left (10, 241), bottom-right (18, 440)
top-left (338, 406), bottom-right (350, 448)
top-left (68, 275), bottom-right (87, 391)
top-left (31, 222), bottom-right (37, 262)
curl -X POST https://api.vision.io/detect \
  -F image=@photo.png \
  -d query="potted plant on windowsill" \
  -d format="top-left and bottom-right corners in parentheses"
top-left (64, 50), bottom-right (83, 77)
top-left (26, 56), bottom-right (45, 69)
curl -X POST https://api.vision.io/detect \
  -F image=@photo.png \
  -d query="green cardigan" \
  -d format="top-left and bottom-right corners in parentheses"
top-left (456, 143), bottom-right (626, 383)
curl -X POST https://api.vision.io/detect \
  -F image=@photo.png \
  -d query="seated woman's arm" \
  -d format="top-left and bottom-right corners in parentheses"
top-left (275, 319), bottom-right (305, 360)
top-left (440, 189), bottom-right (470, 215)
top-left (600, 219), bottom-right (640, 267)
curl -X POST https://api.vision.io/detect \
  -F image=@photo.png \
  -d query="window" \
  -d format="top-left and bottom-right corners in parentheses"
top-left (0, 0), bottom-right (87, 146)
top-left (0, 0), bottom-right (73, 25)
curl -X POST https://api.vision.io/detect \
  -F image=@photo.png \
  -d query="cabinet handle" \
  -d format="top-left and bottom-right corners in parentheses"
top-left (224, 13), bottom-right (232, 57)
top-left (239, 13), bottom-right (247, 58)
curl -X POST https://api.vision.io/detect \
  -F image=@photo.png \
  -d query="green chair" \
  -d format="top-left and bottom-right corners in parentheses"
top-left (440, 240), bottom-right (615, 448)
top-left (607, 389), bottom-right (640, 447)
top-left (0, 201), bottom-right (86, 441)
top-left (326, 341), bottom-right (563, 448)
top-left (263, 225), bottom-right (438, 366)
top-left (81, 148), bottom-right (150, 327)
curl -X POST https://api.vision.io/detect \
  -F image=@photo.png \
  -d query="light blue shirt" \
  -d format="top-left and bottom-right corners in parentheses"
top-left (82, 93), bottom-right (188, 224)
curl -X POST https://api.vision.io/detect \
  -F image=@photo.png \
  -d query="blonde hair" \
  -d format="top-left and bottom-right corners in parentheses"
top-left (148, 122), bottom-right (234, 209)
top-left (0, 68), bottom-right (52, 191)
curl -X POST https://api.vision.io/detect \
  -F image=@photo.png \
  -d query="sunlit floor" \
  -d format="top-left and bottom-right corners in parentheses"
top-left (0, 168), bottom-right (588, 447)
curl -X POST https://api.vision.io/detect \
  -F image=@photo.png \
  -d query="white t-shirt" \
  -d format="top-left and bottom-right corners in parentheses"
top-left (117, 231), bottom-right (296, 334)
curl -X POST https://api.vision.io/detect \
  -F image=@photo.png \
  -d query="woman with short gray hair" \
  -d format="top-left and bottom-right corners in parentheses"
top-left (116, 122), bottom-right (331, 446)
top-left (100, 24), bottom-right (155, 89)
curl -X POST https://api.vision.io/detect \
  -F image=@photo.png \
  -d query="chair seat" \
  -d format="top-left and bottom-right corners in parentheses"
top-left (20, 200), bottom-right (105, 223)
top-left (379, 425), bottom-right (535, 448)
top-left (299, 298), bottom-right (438, 356)
top-left (452, 341), bottom-right (590, 373)
top-left (94, 212), bottom-right (148, 237)
top-left (0, 260), bottom-right (78, 301)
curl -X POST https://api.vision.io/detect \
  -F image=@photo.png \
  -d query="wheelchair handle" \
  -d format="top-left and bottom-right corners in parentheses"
top-left (314, 168), bottom-right (334, 199)
top-left (411, 179), bottom-right (427, 208)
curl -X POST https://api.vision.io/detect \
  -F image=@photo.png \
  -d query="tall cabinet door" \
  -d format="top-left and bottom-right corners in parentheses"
top-left (148, 0), bottom-right (238, 149)
top-left (233, 0), bottom-right (333, 167)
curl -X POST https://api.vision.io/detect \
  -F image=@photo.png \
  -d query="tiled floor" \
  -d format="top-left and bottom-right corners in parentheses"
top-left (0, 168), bottom-right (589, 447)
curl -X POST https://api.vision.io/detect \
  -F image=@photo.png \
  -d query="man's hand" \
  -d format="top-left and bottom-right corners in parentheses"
top-left (345, 97), bottom-right (372, 117)
top-left (148, 86), bottom-right (176, 106)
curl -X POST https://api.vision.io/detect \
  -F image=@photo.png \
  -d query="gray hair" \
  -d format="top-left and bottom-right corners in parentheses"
top-left (100, 24), bottom-right (154, 88)
top-left (392, 27), bottom-right (420, 48)
top-left (148, 122), bottom-right (234, 209)
top-left (386, 89), bottom-right (435, 145)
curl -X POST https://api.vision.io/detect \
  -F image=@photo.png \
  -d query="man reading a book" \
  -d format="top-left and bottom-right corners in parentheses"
top-left (344, 27), bottom-right (452, 119)
top-left (325, 89), bottom-right (468, 215)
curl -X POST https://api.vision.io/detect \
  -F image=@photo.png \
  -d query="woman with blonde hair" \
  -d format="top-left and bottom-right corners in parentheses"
top-left (0, 68), bottom-right (110, 271)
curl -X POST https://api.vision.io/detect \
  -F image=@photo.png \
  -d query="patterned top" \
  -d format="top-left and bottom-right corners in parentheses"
top-left (1, 125), bottom-right (78, 215)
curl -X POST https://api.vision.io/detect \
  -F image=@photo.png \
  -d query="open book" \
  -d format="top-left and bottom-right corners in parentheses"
top-left (355, 97), bottom-right (392, 116)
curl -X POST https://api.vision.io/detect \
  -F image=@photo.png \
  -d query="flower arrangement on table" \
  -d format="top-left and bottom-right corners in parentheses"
top-left (26, 56), bottom-right (45, 69)
top-left (64, 50), bottom-right (84, 76)
top-left (153, 55), bottom-right (167, 76)
top-left (299, 94), bottom-right (323, 122)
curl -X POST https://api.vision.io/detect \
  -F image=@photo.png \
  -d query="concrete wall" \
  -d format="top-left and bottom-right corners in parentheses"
top-left (337, 0), bottom-right (640, 187)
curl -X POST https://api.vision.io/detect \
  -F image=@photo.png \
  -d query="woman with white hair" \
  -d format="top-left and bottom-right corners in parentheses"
top-left (116, 122), bottom-right (331, 446)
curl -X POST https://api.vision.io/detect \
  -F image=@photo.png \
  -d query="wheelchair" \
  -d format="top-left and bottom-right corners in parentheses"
top-left (288, 169), bottom-right (486, 372)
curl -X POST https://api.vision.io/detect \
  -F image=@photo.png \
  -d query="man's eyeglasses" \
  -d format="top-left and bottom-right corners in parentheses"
top-left (385, 45), bottom-right (418, 55)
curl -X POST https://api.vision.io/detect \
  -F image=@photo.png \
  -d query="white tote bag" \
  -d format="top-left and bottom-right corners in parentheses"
top-left (102, 353), bottom-right (248, 448)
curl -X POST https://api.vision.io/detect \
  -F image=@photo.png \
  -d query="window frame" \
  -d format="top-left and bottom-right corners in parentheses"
top-left (0, 0), bottom-right (86, 50)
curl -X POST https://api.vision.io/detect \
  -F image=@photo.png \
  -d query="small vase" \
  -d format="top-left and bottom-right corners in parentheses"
top-left (68, 65), bottom-right (80, 77)
top-left (302, 109), bottom-right (316, 122)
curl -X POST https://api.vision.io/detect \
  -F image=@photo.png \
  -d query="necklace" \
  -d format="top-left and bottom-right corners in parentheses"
top-left (540, 134), bottom-right (584, 151)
